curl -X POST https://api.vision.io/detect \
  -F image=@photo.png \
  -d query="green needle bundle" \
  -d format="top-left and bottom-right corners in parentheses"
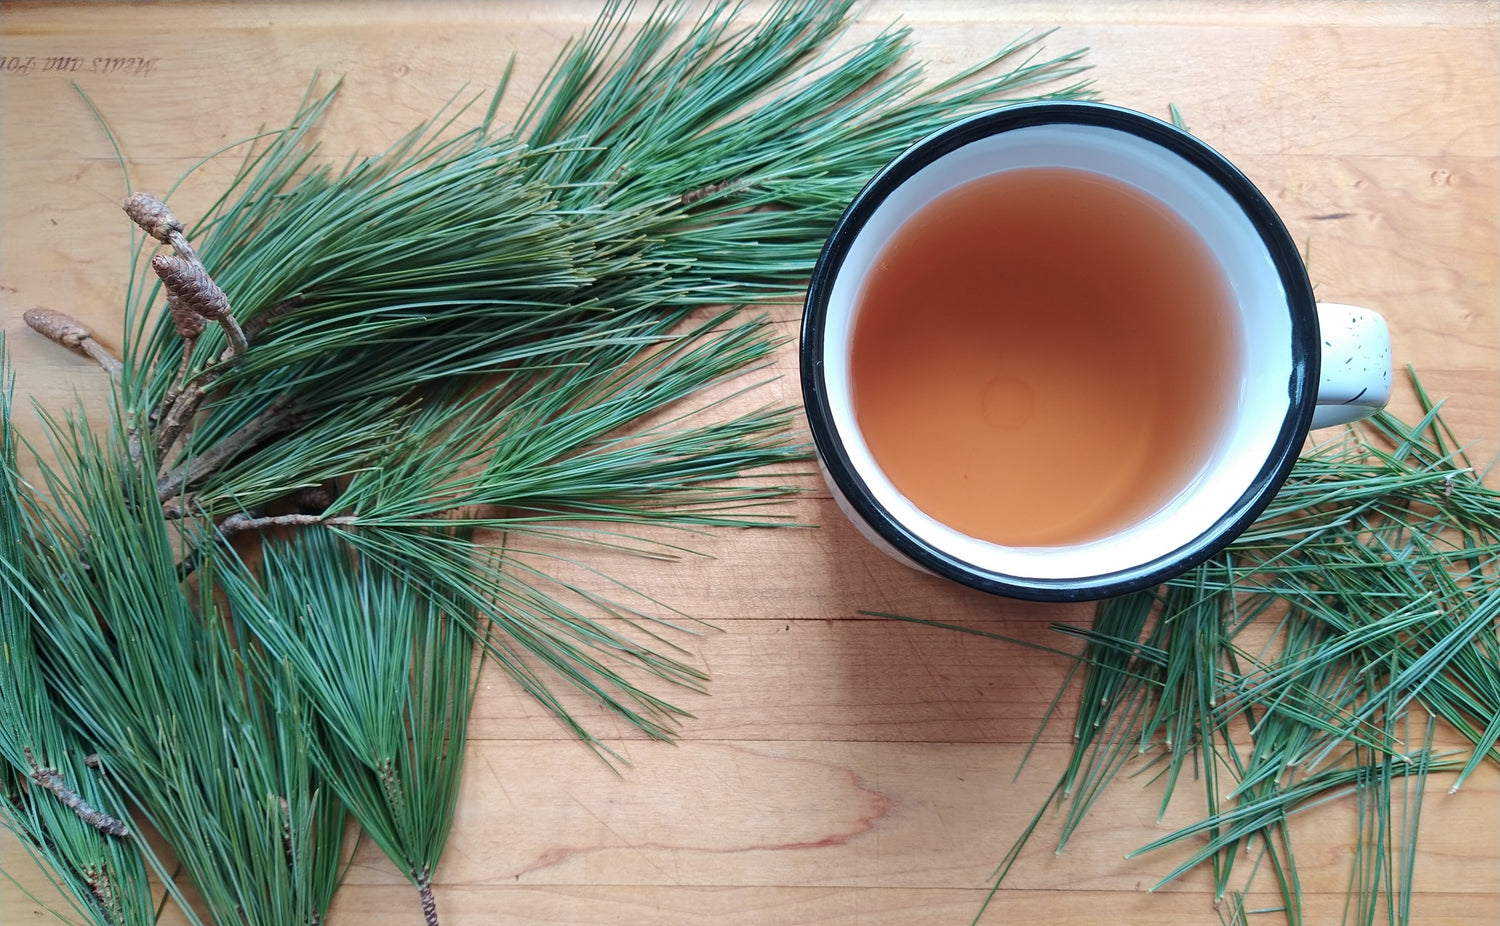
top-left (220, 529), bottom-right (476, 925)
top-left (900, 378), bottom-right (1500, 926)
top-left (1, 367), bottom-right (168, 926)
top-left (12, 405), bottom-right (345, 926)
top-left (2, 3), bottom-right (1091, 924)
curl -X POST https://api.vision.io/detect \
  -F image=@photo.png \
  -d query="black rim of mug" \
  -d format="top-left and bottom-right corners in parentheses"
top-left (799, 101), bottom-right (1320, 602)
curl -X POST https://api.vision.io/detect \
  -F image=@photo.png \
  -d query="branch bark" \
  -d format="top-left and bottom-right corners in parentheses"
top-left (216, 512), bottom-right (357, 536)
top-left (157, 399), bottom-right (295, 501)
top-left (23, 747), bottom-right (131, 838)
top-left (416, 869), bottom-right (439, 926)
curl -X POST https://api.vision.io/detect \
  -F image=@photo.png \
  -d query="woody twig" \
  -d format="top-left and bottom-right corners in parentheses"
top-left (22, 746), bottom-right (131, 838)
top-left (416, 865), bottom-right (439, 926)
top-left (156, 397), bottom-right (294, 503)
top-left (216, 511), bottom-right (357, 536)
top-left (243, 296), bottom-right (303, 342)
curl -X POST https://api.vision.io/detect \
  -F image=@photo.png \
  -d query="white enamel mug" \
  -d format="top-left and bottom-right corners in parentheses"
top-left (800, 102), bottom-right (1391, 602)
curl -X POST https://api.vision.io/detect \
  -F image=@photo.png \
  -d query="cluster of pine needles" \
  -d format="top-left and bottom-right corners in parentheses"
top-left (2, 3), bottom-right (1092, 924)
top-left (6, 3), bottom-right (1491, 925)
top-left (898, 375), bottom-right (1500, 925)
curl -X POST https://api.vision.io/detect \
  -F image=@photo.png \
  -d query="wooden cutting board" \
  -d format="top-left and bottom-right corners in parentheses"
top-left (3, 2), bottom-right (1496, 924)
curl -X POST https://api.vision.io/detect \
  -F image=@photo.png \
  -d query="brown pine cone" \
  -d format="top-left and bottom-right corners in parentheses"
top-left (151, 254), bottom-right (231, 321)
top-left (166, 291), bottom-right (206, 339)
top-left (122, 192), bottom-right (185, 244)
top-left (22, 307), bottom-right (91, 349)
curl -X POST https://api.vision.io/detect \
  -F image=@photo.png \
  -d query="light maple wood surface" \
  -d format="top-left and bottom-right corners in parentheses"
top-left (2, 2), bottom-right (1497, 924)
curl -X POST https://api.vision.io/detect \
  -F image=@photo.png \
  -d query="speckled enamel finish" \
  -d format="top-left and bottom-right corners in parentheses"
top-left (1311, 303), bottom-right (1393, 429)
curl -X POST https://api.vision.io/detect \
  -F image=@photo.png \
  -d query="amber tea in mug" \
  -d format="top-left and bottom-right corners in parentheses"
top-left (802, 102), bottom-right (1392, 601)
top-left (849, 166), bottom-right (1241, 547)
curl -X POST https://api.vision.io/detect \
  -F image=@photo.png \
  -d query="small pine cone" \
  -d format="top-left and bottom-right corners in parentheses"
top-left (296, 486), bottom-right (333, 513)
top-left (151, 254), bottom-right (231, 321)
top-left (122, 192), bottom-right (184, 244)
top-left (23, 307), bottom-right (91, 349)
top-left (166, 291), bottom-right (206, 339)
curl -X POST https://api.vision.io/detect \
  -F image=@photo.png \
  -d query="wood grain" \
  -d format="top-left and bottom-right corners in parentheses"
top-left (2, 2), bottom-right (1497, 924)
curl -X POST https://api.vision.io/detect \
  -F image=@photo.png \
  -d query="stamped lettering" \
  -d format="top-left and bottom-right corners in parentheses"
top-left (91, 56), bottom-right (158, 76)
top-left (1, 54), bottom-right (159, 77)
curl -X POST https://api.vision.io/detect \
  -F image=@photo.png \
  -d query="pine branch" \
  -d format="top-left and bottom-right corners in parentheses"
top-left (14, 414), bottom-right (345, 926)
top-left (220, 528), bottom-right (475, 925)
top-left (9, 6), bottom-right (1103, 923)
top-left (0, 343), bottom-right (181, 926)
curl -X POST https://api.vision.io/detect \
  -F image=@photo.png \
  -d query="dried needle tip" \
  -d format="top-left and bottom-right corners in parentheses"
top-left (152, 254), bottom-right (231, 321)
top-left (23, 306), bottom-right (92, 349)
top-left (122, 191), bottom-right (184, 244)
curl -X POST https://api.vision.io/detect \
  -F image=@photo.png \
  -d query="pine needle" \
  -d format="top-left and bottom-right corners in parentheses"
top-left (219, 529), bottom-right (476, 926)
top-left (899, 370), bottom-right (1499, 925)
top-left (12, 406), bottom-right (346, 926)
top-left (9, 2), bottom-right (1096, 921)
top-left (90, 0), bottom-right (1091, 751)
top-left (0, 344), bottom-right (178, 926)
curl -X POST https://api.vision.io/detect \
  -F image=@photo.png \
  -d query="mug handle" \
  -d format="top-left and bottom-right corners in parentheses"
top-left (1310, 302), bottom-right (1392, 429)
